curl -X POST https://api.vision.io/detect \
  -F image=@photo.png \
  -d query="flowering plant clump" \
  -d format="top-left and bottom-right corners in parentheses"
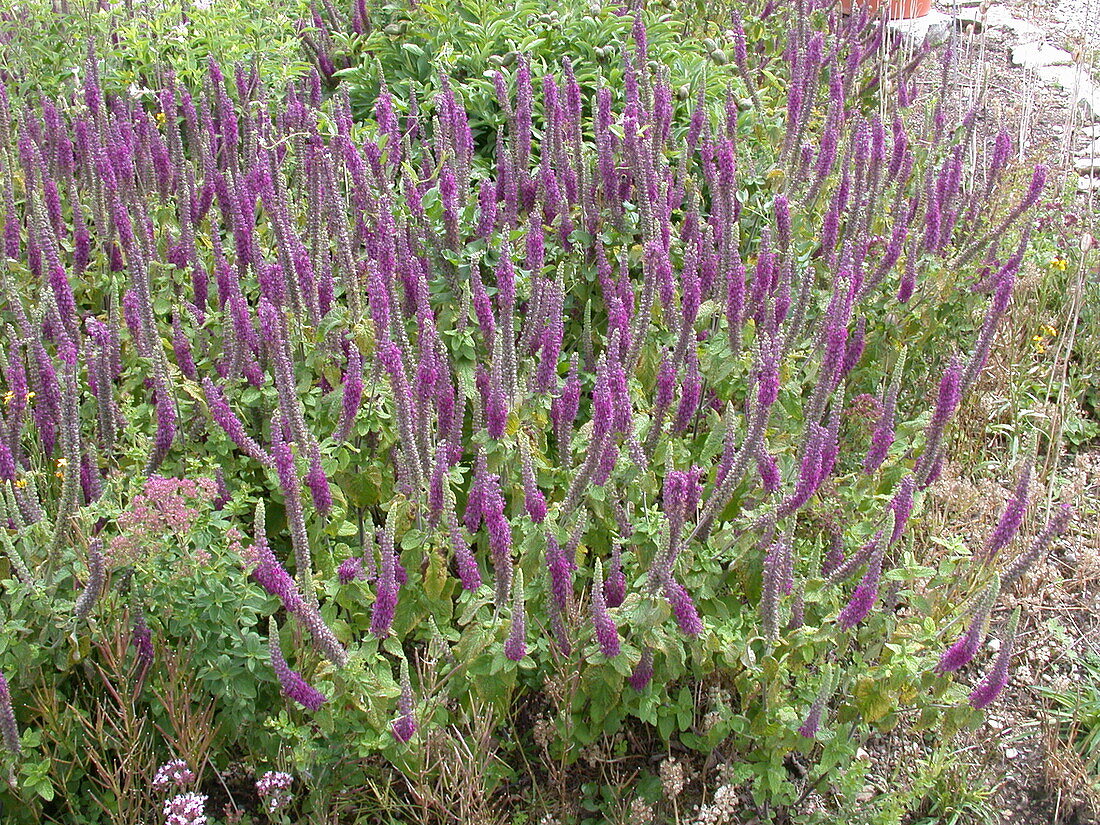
top-left (256, 770), bottom-right (294, 813)
top-left (107, 476), bottom-right (218, 570)
top-left (0, 0), bottom-right (1082, 819)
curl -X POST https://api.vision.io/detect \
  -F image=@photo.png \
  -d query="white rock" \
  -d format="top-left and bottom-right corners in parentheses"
top-left (889, 10), bottom-right (953, 47)
top-left (988, 637), bottom-right (1003, 651)
top-left (1074, 156), bottom-right (1100, 173)
top-left (1082, 125), bottom-right (1100, 138)
top-left (856, 747), bottom-right (870, 761)
top-left (983, 6), bottom-right (1044, 41)
top-left (1005, 747), bottom-right (1019, 759)
top-left (1011, 42), bottom-right (1074, 69)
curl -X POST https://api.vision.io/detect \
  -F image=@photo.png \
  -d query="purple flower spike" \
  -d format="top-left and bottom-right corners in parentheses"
top-left (504, 569), bottom-right (527, 661)
top-left (798, 669), bottom-right (835, 739)
top-left (936, 579), bottom-right (1000, 674)
top-left (983, 460), bottom-right (1031, 563)
top-left (604, 543), bottom-right (626, 609)
top-left (837, 542), bottom-right (884, 630)
top-left (628, 647), bottom-right (655, 692)
top-left (268, 619), bottom-right (326, 712)
top-left (0, 672), bottom-right (20, 755)
top-left (392, 657), bottom-right (417, 743)
top-left (969, 608), bottom-right (1020, 710)
top-left (591, 560), bottom-right (620, 658)
top-left (664, 577), bottom-right (703, 637)
top-left (371, 515), bottom-right (400, 638)
top-left (338, 556), bottom-right (365, 584)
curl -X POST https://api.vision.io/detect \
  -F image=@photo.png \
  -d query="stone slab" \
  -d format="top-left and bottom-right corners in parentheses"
top-left (1010, 42), bottom-right (1073, 69)
top-left (954, 5), bottom-right (1043, 42)
top-left (888, 10), bottom-right (953, 47)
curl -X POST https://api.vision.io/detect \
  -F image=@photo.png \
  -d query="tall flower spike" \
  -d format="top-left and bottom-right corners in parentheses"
top-left (936, 577), bottom-right (1000, 674)
top-left (392, 656), bottom-right (417, 742)
top-left (664, 576), bottom-right (703, 637)
top-left (504, 569), bottom-right (527, 661)
top-left (371, 507), bottom-right (400, 638)
top-left (1000, 504), bottom-right (1072, 589)
top-left (267, 617), bottom-right (326, 712)
top-left (0, 671), bottom-right (19, 755)
top-left (983, 458), bottom-right (1031, 563)
top-left (798, 667), bottom-right (836, 738)
top-left (837, 537), bottom-right (885, 630)
top-left (591, 559), bottom-right (621, 658)
top-left (969, 607), bottom-right (1021, 710)
top-left (520, 437), bottom-right (547, 524)
top-left (629, 647), bottom-right (655, 692)
top-left (74, 538), bottom-right (104, 620)
top-left (864, 348), bottom-right (907, 474)
top-left (604, 542), bottom-right (626, 609)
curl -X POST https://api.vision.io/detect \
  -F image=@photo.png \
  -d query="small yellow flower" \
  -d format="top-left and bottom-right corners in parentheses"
top-left (1049, 257), bottom-right (1068, 271)
top-left (26, 391), bottom-right (35, 400)
top-left (56, 457), bottom-right (68, 468)
top-left (14, 478), bottom-right (27, 489)
top-left (155, 111), bottom-right (166, 127)
top-left (1041, 324), bottom-right (1057, 337)
top-left (2, 391), bottom-right (12, 405)
top-left (55, 471), bottom-right (64, 479)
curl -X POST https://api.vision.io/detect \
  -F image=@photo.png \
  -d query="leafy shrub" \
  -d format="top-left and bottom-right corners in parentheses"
top-left (0, 0), bottom-right (1076, 822)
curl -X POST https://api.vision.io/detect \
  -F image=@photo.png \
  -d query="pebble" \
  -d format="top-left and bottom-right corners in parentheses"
top-left (1005, 747), bottom-right (1019, 759)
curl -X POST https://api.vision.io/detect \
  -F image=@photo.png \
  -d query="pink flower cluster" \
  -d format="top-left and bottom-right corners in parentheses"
top-left (107, 475), bottom-right (217, 570)
top-left (256, 770), bottom-right (294, 813)
top-left (163, 793), bottom-right (207, 825)
top-left (152, 758), bottom-right (195, 791)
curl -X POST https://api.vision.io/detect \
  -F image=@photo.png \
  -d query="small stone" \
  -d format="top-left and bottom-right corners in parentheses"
top-left (988, 637), bottom-right (1003, 652)
top-left (1005, 747), bottom-right (1019, 759)
top-left (1074, 156), bottom-right (1100, 173)
top-left (856, 747), bottom-right (870, 761)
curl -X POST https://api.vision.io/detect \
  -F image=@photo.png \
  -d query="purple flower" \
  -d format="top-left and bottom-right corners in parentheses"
top-left (371, 518), bottom-right (400, 638)
top-left (336, 344), bottom-right (364, 441)
top-left (983, 461), bottom-right (1031, 563)
top-left (936, 579), bottom-right (1000, 674)
top-left (798, 669), bottom-right (835, 738)
top-left (74, 539), bottom-right (104, 620)
top-left (664, 577), bottom-right (703, 637)
top-left (591, 560), bottom-right (620, 658)
top-left (604, 543), bottom-right (626, 609)
top-left (0, 672), bottom-right (20, 755)
top-left (504, 569), bottom-right (527, 661)
top-left (628, 647), bottom-right (655, 692)
top-left (268, 620), bottom-right (326, 712)
top-left (392, 658), bottom-right (417, 743)
top-left (132, 610), bottom-right (155, 685)
top-left (305, 455), bottom-right (332, 515)
top-left (837, 542), bottom-right (884, 630)
top-left (1000, 504), bottom-right (1072, 588)
top-left (338, 556), bottom-right (365, 584)
top-left (969, 609), bottom-right (1020, 710)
